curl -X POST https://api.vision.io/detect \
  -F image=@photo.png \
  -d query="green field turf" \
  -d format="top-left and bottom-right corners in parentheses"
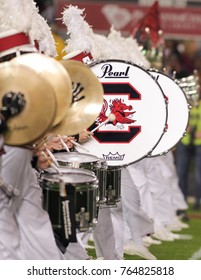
top-left (86, 205), bottom-right (201, 260)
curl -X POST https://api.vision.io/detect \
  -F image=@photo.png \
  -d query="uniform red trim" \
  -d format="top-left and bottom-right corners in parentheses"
top-left (0, 32), bottom-right (31, 52)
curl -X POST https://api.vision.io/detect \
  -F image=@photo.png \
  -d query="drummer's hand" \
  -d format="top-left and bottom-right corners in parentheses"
top-left (32, 143), bottom-right (45, 156)
top-left (78, 130), bottom-right (92, 143)
top-left (37, 151), bottom-right (51, 170)
top-left (62, 136), bottom-right (75, 149)
top-left (45, 136), bottom-right (63, 151)
top-left (33, 142), bottom-right (50, 155)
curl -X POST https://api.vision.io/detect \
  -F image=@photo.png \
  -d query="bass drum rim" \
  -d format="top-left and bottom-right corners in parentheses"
top-left (148, 69), bottom-right (190, 157)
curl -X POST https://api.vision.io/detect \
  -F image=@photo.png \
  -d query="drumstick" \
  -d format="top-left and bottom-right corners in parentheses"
top-left (58, 135), bottom-right (70, 152)
top-left (70, 139), bottom-right (89, 153)
top-left (46, 148), bottom-right (60, 167)
top-left (62, 135), bottom-right (90, 153)
top-left (90, 113), bottom-right (116, 133)
top-left (41, 151), bottom-right (62, 175)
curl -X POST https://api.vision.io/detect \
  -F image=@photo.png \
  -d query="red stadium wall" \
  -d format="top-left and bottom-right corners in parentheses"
top-left (55, 0), bottom-right (201, 39)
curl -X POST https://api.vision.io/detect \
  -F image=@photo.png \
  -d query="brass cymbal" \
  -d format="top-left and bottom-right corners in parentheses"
top-left (50, 59), bottom-right (104, 136)
top-left (0, 62), bottom-right (56, 146)
top-left (12, 53), bottom-right (72, 126)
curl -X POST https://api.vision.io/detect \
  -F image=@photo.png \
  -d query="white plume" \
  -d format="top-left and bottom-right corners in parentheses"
top-left (29, 12), bottom-right (57, 57)
top-left (62, 5), bottom-right (94, 54)
top-left (107, 26), bottom-right (150, 68)
top-left (92, 33), bottom-right (114, 59)
top-left (0, 0), bottom-right (56, 57)
top-left (61, 5), bottom-right (150, 68)
top-left (0, 0), bottom-right (33, 33)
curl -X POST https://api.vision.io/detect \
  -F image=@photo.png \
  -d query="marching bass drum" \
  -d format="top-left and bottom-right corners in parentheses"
top-left (76, 59), bottom-right (168, 167)
top-left (148, 70), bottom-right (190, 156)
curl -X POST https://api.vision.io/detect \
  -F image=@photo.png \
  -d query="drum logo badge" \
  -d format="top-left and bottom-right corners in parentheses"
top-left (102, 151), bottom-right (125, 161)
top-left (89, 82), bottom-right (141, 145)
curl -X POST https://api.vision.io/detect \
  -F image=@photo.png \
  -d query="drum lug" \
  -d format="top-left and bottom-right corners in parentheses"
top-left (76, 207), bottom-right (90, 232)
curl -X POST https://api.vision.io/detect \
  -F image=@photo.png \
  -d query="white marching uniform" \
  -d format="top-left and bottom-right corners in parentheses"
top-left (92, 165), bottom-right (155, 260)
top-left (121, 166), bottom-right (157, 260)
top-left (160, 151), bottom-right (188, 212)
top-left (92, 201), bottom-right (124, 260)
top-left (1, 146), bottom-right (64, 260)
top-left (144, 156), bottom-right (175, 230)
top-left (0, 178), bottom-right (22, 259)
top-left (64, 240), bottom-right (90, 260)
top-left (141, 153), bottom-right (189, 239)
top-left (125, 160), bottom-right (154, 220)
top-left (0, 136), bottom-right (22, 260)
top-left (121, 166), bottom-right (154, 242)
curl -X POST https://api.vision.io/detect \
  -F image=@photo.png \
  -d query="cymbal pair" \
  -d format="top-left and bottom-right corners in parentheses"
top-left (0, 53), bottom-right (104, 146)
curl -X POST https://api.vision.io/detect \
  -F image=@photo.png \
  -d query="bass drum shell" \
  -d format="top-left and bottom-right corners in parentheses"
top-left (77, 59), bottom-right (168, 167)
top-left (149, 70), bottom-right (190, 156)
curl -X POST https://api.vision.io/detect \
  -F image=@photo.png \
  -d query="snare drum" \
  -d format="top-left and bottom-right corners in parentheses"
top-left (40, 167), bottom-right (98, 233)
top-left (54, 151), bottom-right (108, 205)
top-left (77, 59), bottom-right (168, 167)
top-left (149, 70), bottom-right (190, 156)
top-left (54, 151), bottom-right (100, 170)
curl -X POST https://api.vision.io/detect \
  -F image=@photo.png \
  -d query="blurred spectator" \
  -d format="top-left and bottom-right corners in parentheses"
top-left (163, 40), bottom-right (193, 78)
top-left (175, 94), bottom-right (201, 211)
top-left (35, 0), bottom-right (55, 24)
top-left (162, 39), bottom-right (201, 214)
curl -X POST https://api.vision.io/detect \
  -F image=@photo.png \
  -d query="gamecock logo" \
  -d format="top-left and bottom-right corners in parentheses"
top-left (97, 98), bottom-right (136, 126)
top-left (88, 82), bottom-right (141, 144)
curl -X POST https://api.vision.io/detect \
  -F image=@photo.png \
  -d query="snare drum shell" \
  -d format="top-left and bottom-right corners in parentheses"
top-left (40, 168), bottom-right (98, 233)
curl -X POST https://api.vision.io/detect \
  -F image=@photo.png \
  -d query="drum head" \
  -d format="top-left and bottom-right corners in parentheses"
top-left (77, 60), bottom-right (167, 167)
top-left (42, 167), bottom-right (98, 190)
top-left (149, 70), bottom-right (190, 156)
top-left (54, 152), bottom-right (99, 164)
